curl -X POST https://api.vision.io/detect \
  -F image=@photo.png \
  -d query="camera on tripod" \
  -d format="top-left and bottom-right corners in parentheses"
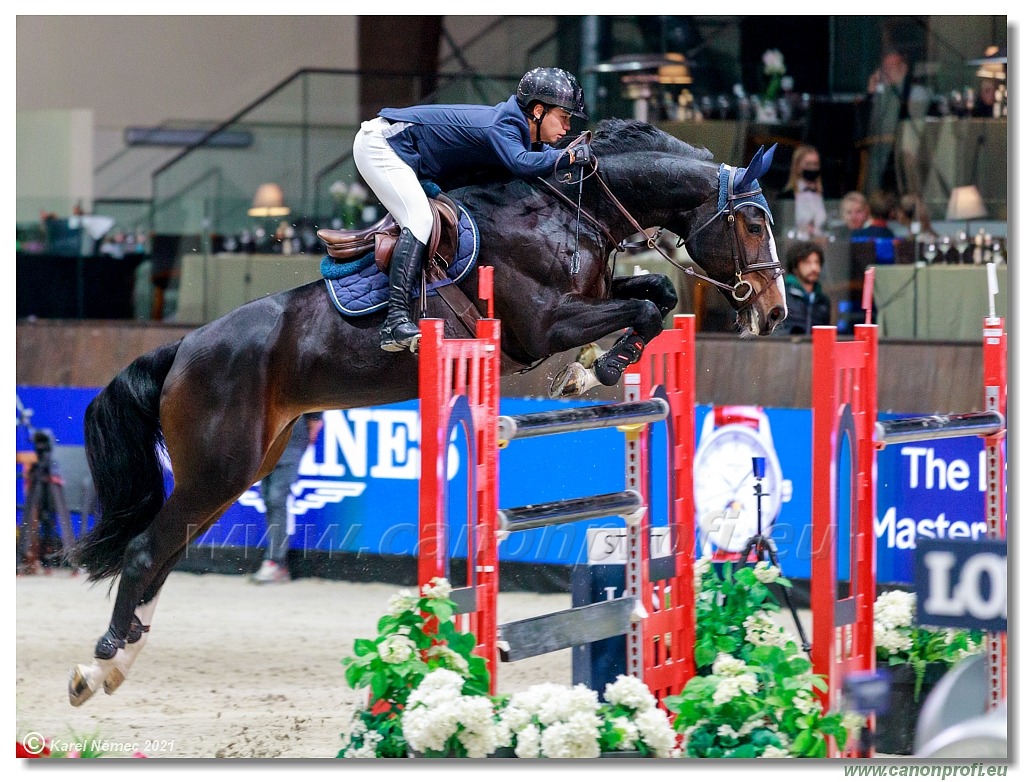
top-left (18, 425), bottom-right (76, 574)
top-left (739, 455), bottom-right (811, 653)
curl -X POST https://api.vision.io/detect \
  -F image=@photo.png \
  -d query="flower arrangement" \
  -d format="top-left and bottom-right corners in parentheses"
top-left (692, 558), bottom-right (792, 671)
top-left (403, 669), bottom-right (503, 757)
top-left (664, 559), bottom-right (859, 757)
top-left (874, 589), bottom-right (983, 700)
top-left (339, 580), bottom-right (678, 758)
top-left (761, 49), bottom-right (787, 101)
top-left (337, 577), bottom-right (491, 758)
top-left (494, 676), bottom-right (678, 758)
top-left (329, 180), bottom-right (369, 229)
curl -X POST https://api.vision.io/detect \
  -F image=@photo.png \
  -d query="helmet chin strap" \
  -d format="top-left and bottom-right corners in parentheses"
top-left (530, 105), bottom-right (548, 150)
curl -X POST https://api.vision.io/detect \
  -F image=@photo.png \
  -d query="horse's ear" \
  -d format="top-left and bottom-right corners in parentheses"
top-left (737, 144), bottom-right (777, 191)
top-left (735, 146), bottom-right (762, 192)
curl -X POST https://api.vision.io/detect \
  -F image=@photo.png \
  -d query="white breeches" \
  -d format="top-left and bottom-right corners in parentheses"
top-left (352, 117), bottom-right (433, 244)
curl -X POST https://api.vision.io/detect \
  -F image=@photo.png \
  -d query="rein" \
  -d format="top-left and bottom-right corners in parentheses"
top-left (534, 152), bottom-right (782, 308)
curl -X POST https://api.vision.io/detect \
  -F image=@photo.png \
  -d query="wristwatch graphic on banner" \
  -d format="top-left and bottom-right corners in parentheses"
top-left (693, 405), bottom-right (792, 553)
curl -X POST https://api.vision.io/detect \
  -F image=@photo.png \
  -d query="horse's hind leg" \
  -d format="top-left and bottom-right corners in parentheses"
top-left (69, 487), bottom-right (251, 706)
top-left (70, 417), bottom-right (293, 706)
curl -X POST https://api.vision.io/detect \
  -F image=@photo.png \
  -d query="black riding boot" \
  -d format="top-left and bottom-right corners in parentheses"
top-left (380, 228), bottom-right (428, 352)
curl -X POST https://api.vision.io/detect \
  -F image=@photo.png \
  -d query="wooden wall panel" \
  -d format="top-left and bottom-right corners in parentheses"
top-left (16, 322), bottom-right (987, 415)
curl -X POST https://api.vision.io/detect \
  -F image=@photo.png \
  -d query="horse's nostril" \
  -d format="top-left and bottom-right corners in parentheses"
top-left (768, 306), bottom-right (784, 324)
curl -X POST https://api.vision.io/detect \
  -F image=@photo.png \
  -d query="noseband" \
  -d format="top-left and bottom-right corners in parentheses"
top-left (678, 165), bottom-right (782, 306)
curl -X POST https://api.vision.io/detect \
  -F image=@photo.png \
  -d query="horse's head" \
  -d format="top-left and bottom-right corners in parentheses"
top-left (676, 145), bottom-right (787, 336)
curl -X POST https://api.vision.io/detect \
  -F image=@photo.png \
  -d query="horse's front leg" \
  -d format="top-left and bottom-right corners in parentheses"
top-left (610, 273), bottom-right (678, 317)
top-left (564, 273), bottom-right (680, 385)
top-left (544, 296), bottom-right (665, 398)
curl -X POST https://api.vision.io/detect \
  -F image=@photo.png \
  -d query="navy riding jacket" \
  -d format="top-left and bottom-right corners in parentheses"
top-left (379, 96), bottom-right (572, 184)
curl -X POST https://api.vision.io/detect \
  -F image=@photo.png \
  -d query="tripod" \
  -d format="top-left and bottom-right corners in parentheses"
top-left (738, 457), bottom-right (811, 653)
top-left (18, 429), bottom-right (76, 574)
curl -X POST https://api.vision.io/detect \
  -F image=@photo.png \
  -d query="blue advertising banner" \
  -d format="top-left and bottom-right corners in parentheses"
top-left (913, 538), bottom-right (1007, 632)
top-left (15, 387), bottom-right (995, 584)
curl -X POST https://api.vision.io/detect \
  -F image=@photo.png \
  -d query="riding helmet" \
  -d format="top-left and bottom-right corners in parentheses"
top-left (516, 67), bottom-right (587, 119)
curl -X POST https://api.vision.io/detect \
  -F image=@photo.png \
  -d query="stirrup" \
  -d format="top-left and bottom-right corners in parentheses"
top-left (380, 321), bottom-right (421, 353)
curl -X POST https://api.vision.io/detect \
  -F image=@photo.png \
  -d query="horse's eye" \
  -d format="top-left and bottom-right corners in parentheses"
top-left (748, 224), bottom-right (762, 235)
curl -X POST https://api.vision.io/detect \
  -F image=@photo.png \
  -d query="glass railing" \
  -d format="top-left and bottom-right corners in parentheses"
top-left (150, 69), bottom-right (520, 243)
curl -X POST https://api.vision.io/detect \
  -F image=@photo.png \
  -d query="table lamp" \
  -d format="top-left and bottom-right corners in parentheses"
top-left (946, 185), bottom-right (987, 228)
top-left (248, 183), bottom-right (290, 218)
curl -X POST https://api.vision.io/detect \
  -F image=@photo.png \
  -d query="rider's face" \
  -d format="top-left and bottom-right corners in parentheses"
top-left (532, 106), bottom-right (572, 144)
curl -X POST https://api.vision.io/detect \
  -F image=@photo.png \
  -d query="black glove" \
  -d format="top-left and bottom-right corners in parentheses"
top-left (570, 142), bottom-right (593, 167)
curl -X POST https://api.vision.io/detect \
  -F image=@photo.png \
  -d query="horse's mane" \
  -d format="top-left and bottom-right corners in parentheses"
top-left (590, 118), bottom-right (714, 162)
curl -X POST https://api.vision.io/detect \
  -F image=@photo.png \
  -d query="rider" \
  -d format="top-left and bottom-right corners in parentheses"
top-left (353, 67), bottom-right (591, 352)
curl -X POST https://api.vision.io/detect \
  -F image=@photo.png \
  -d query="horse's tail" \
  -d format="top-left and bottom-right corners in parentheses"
top-left (71, 340), bottom-right (181, 582)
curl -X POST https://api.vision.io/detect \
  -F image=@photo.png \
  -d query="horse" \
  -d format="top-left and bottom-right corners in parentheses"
top-left (67, 118), bottom-right (787, 706)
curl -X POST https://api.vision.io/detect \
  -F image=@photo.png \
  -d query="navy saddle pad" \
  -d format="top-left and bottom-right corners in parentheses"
top-left (322, 203), bottom-right (479, 317)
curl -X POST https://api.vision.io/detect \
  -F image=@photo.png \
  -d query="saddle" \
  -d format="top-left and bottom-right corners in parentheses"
top-left (317, 192), bottom-right (461, 275)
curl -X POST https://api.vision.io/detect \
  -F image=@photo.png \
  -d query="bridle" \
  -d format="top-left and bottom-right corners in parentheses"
top-left (676, 164), bottom-right (783, 306)
top-left (538, 146), bottom-right (782, 309)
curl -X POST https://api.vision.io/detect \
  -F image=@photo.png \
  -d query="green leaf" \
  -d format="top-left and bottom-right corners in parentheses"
top-left (714, 634), bottom-right (738, 653)
top-left (353, 638), bottom-right (377, 656)
top-left (695, 639), bottom-right (717, 668)
top-left (370, 669), bottom-right (389, 700)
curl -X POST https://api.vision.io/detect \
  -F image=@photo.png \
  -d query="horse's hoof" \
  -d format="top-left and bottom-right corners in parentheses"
top-left (102, 667), bottom-right (126, 695)
top-left (69, 664), bottom-right (102, 707)
top-left (576, 342), bottom-right (605, 369)
top-left (549, 362), bottom-right (593, 398)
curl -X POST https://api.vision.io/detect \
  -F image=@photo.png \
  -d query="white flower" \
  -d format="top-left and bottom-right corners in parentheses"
top-left (377, 633), bottom-right (416, 663)
top-left (791, 693), bottom-right (819, 715)
top-left (753, 561), bottom-right (781, 583)
top-left (762, 49), bottom-right (786, 76)
top-left (604, 675), bottom-right (657, 712)
top-left (711, 653), bottom-right (747, 677)
top-left (611, 716), bottom-right (640, 750)
top-left (387, 588), bottom-right (417, 615)
top-left (744, 611), bottom-right (793, 648)
top-left (718, 724), bottom-right (739, 739)
top-left (738, 716), bottom-right (765, 736)
top-left (875, 590), bottom-right (915, 630)
top-left (761, 744), bottom-right (791, 757)
top-left (513, 723), bottom-right (541, 758)
top-left (408, 668), bottom-right (464, 705)
top-left (875, 627), bottom-right (913, 656)
top-left (634, 708), bottom-right (678, 757)
top-left (712, 672), bottom-right (758, 705)
top-left (539, 712), bottom-right (601, 758)
top-left (842, 711), bottom-right (866, 743)
top-left (329, 180), bottom-right (348, 200)
top-left (404, 672), bottom-right (499, 757)
top-left (347, 182), bottom-right (369, 205)
top-left (422, 576), bottom-right (452, 600)
top-left (342, 744), bottom-right (377, 758)
top-left (426, 644), bottom-right (470, 674)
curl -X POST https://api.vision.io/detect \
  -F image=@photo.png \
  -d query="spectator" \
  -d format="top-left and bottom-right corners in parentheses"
top-left (839, 191), bottom-right (870, 231)
top-left (779, 144), bottom-right (827, 238)
top-left (851, 191), bottom-right (896, 241)
top-left (893, 193), bottom-right (934, 238)
top-left (779, 240), bottom-right (830, 335)
top-left (250, 413), bottom-right (323, 585)
top-left (861, 47), bottom-right (931, 196)
top-left (972, 77), bottom-right (998, 118)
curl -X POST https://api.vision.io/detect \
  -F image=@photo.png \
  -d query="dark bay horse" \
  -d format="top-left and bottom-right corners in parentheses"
top-left (68, 119), bottom-right (786, 706)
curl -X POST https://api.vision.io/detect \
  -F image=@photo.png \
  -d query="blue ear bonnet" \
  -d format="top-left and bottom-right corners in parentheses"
top-left (717, 144), bottom-right (776, 224)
